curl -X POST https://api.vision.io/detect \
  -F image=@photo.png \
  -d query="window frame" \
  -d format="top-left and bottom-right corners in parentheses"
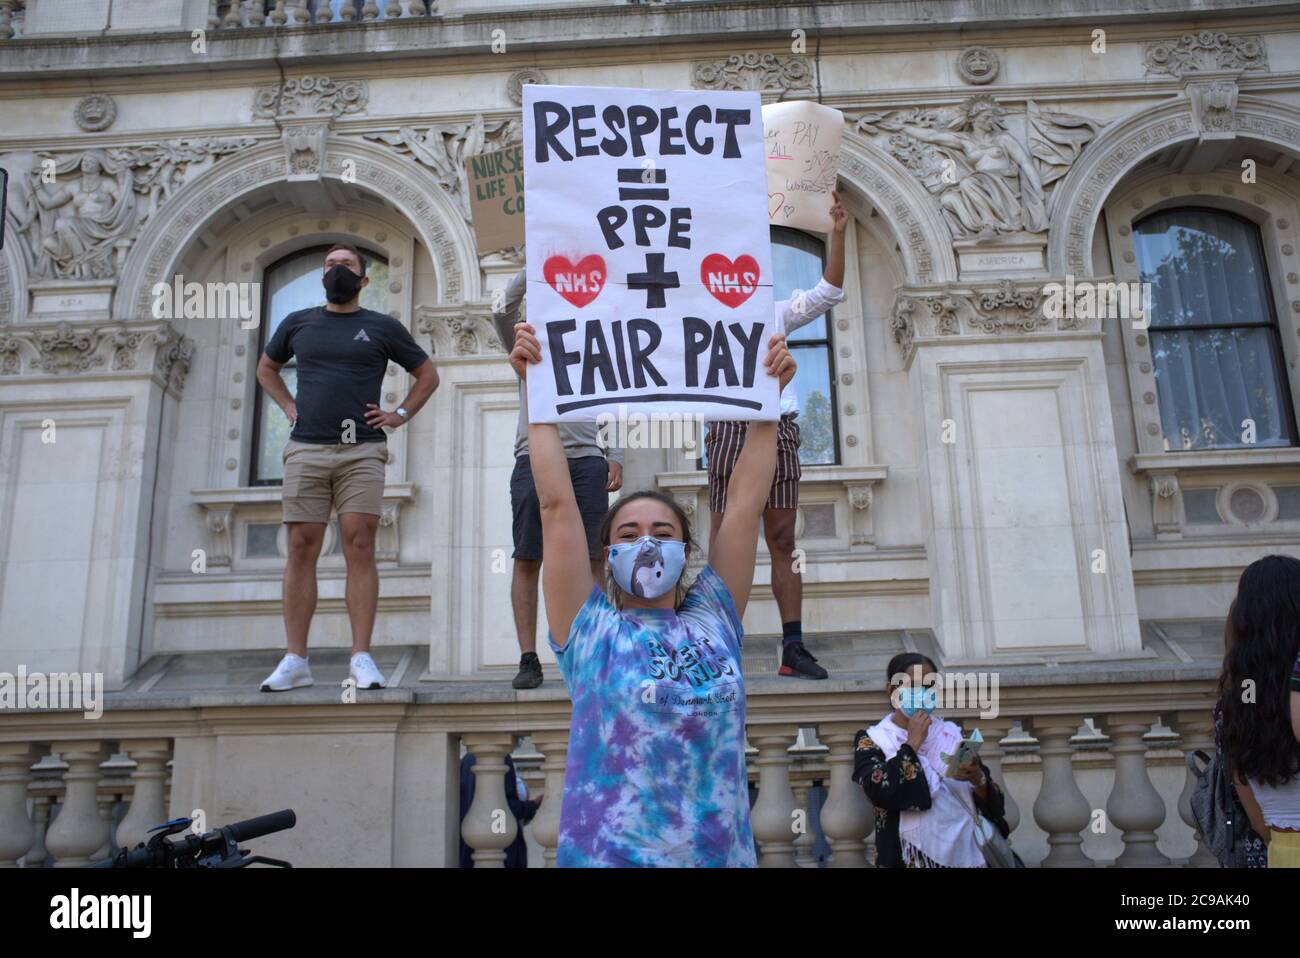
top-left (1132, 205), bottom-right (1298, 451)
top-left (770, 225), bottom-right (843, 467)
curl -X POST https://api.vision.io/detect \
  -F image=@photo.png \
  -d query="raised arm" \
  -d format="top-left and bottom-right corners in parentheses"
top-left (511, 323), bottom-right (594, 646)
top-left (778, 194), bottom-right (847, 336)
top-left (709, 334), bottom-right (795, 619)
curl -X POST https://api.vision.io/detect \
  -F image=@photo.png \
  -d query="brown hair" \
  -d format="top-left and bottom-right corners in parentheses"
top-left (325, 243), bottom-right (368, 276)
top-left (596, 490), bottom-right (696, 611)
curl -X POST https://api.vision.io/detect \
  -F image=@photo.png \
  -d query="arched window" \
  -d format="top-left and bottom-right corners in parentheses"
top-left (1133, 208), bottom-right (1295, 450)
top-left (250, 245), bottom-right (390, 484)
top-left (771, 226), bottom-right (840, 465)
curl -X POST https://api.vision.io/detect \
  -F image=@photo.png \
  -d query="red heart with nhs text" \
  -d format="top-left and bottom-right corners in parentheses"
top-left (544, 255), bottom-right (606, 308)
top-left (701, 254), bottom-right (760, 309)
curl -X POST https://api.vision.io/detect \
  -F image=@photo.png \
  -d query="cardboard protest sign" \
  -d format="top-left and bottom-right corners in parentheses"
top-left (466, 144), bottom-right (525, 255)
top-left (523, 84), bottom-right (778, 423)
top-left (763, 100), bottom-right (843, 233)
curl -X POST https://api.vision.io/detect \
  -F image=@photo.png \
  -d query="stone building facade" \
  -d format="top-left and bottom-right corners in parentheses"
top-left (0, 0), bottom-right (1297, 867)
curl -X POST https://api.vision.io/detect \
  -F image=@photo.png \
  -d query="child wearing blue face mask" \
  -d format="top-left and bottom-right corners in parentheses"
top-left (851, 653), bottom-right (1010, 868)
top-left (508, 322), bottom-right (798, 868)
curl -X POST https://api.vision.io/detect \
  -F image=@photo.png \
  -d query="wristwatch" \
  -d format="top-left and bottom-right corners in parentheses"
top-left (396, 407), bottom-right (408, 420)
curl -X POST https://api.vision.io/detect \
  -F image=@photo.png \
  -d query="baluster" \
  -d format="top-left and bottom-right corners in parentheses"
top-left (1100, 714), bottom-right (1170, 866)
top-left (247, 0), bottom-right (266, 27)
top-left (1172, 710), bottom-right (1218, 867)
top-left (967, 717), bottom-right (1020, 834)
top-left (817, 723), bottom-right (871, 867)
top-left (115, 740), bottom-right (172, 853)
top-left (92, 787), bottom-right (116, 862)
top-left (460, 734), bottom-right (516, 868)
top-left (45, 742), bottom-right (109, 868)
top-left (0, 744), bottom-right (37, 867)
top-left (267, 1), bottom-right (288, 26)
top-left (530, 730), bottom-right (567, 867)
top-left (206, 0), bottom-right (221, 30)
top-left (749, 726), bottom-right (799, 867)
top-left (408, 0), bottom-right (427, 15)
top-left (0, 2), bottom-right (14, 41)
top-left (360, 2), bottom-right (380, 22)
top-left (1030, 717), bottom-right (1094, 867)
top-left (338, 0), bottom-right (358, 20)
top-left (224, 0), bottom-right (245, 28)
top-left (792, 780), bottom-right (815, 867)
top-left (25, 795), bottom-right (52, 867)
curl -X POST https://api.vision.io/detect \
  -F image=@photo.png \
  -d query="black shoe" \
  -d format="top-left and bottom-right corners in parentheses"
top-left (512, 652), bottom-right (544, 689)
top-left (779, 641), bottom-right (828, 680)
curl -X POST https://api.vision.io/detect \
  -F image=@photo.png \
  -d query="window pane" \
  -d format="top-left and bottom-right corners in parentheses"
top-left (791, 346), bottom-right (836, 465)
top-left (1151, 327), bottom-right (1291, 450)
top-left (253, 247), bottom-right (389, 483)
top-left (1133, 209), bottom-right (1273, 329)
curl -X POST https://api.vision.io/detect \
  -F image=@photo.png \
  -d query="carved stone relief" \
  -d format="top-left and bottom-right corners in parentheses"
top-left (853, 96), bottom-right (1102, 240)
top-left (74, 94), bottom-right (116, 132)
top-left (9, 138), bottom-right (255, 281)
top-left (362, 115), bottom-right (522, 220)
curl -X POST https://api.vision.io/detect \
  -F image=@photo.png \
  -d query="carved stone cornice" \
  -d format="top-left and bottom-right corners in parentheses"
top-left (415, 303), bottom-right (503, 357)
top-left (252, 76), bottom-right (368, 119)
top-left (889, 279), bottom-right (1101, 362)
top-left (0, 319), bottom-right (193, 396)
top-left (691, 54), bottom-right (814, 95)
top-left (1144, 33), bottom-right (1268, 78)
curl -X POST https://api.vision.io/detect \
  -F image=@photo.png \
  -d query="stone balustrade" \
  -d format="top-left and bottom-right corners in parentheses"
top-left (0, 0), bottom-right (25, 39)
top-left (0, 671), bottom-right (1219, 867)
top-left (210, 0), bottom-right (434, 28)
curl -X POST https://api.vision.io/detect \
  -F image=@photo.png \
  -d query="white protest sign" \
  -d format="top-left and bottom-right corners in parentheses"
top-left (523, 84), bottom-right (778, 423)
top-left (763, 100), bottom-right (843, 232)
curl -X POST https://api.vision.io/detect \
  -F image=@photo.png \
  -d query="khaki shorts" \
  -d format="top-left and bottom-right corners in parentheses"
top-left (281, 439), bottom-right (387, 524)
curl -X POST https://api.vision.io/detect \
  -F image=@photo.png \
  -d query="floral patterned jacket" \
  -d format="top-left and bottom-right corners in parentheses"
top-left (851, 727), bottom-right (1009, 868)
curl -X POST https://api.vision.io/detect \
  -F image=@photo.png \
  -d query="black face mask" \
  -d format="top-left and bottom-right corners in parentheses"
top-left (323, 264), bottom-right (364, 304)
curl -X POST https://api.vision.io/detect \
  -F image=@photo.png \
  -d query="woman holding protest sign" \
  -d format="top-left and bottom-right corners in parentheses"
top-left (508, 321), bottom-right (795, 867)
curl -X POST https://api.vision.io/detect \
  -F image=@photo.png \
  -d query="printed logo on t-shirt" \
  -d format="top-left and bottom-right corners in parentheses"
top-left (354, 329), bottom-right (371, 342)
top-left (641, 634), bottom-right (741, 717)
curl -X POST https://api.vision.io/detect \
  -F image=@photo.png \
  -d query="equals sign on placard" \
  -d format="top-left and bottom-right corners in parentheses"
top-left (618, 167), bottom-right (668, 201)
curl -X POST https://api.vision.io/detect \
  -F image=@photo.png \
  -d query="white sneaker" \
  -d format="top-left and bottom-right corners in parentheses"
top-left (260, 653), bottom-right (314, 692)
top-left (350, 652), bottom-right (387, 690)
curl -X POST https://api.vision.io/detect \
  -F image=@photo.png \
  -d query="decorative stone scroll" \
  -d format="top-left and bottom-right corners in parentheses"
top-left (415, 303), bottom-right (503, 357)
top-left (889, 279), bottom-right (1096, 362)
top-left (253, 76), bottom-right (368, 119)
top-left (691, 54), bottom-right (814, 95)
top-left (1143, 33), bottom-right (1268, 78)
top-left (0, 319), bottom-right (193, 395)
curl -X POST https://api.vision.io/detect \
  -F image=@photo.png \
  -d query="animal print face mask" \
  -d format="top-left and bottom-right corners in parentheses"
top-left (606, 536), bottom-right (686, 601)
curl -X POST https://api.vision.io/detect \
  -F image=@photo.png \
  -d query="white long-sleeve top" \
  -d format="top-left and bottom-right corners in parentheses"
top-left (774, 278), bottom-right (845, 416)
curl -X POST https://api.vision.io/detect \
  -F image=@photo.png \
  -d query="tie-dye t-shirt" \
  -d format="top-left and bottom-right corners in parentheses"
top-left (548, 565), bottom-right (755, 867)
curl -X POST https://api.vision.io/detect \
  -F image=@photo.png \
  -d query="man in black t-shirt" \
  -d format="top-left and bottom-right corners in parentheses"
top-left (255, 243), bottom-right (440, 692)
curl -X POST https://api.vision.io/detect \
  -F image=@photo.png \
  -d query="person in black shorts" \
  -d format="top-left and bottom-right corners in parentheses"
top-left (493, 270), bottom-right (623, 689)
